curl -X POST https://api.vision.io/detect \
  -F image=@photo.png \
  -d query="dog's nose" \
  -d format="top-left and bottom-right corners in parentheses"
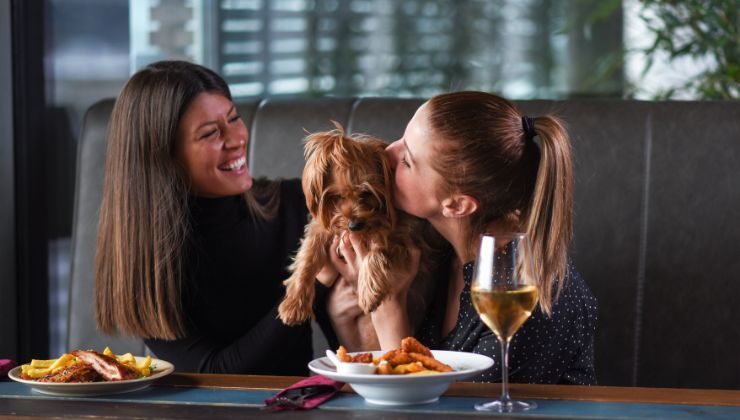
top-left (348, 219), bottom-right (366, 231)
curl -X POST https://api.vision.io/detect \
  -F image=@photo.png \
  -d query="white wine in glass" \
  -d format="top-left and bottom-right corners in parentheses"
top-left (471, 233), bottom-right (538, 412)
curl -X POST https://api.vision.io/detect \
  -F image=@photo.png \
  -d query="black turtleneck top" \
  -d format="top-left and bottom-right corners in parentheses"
top-left (145, 179), bottom-right (327, 375)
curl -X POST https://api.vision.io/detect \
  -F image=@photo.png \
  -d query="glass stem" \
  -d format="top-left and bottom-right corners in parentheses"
top-left (500, 338), bottom-right (511, 406)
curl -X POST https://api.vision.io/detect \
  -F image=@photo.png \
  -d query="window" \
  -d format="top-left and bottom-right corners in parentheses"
top-left (131, 0), bottom-right (624, 99)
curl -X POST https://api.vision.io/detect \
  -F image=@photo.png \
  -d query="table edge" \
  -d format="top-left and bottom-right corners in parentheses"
top-left (153, 373), bottom-right (740, 407)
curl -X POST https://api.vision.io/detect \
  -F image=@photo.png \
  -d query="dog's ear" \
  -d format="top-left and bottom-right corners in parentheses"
top-left (302, 123), bottom-right (346, 216)
top-left (302, 131), bottom-right (332, 215)
top-left (316, 188), bottom-right (337, 229)
top-left (367, 139), bottom-right (397, 229)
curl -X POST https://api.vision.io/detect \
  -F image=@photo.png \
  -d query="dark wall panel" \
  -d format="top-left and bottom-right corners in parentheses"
top-left (520, 100), bottom-right (649, 386)
top-left (639, 102), bottom-right (740, 389)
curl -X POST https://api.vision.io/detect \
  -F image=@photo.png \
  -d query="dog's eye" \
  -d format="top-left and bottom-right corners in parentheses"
top-left (359, 191), bottom-right (373, 201)
top-left (359, 191), bottom-right (380, 206)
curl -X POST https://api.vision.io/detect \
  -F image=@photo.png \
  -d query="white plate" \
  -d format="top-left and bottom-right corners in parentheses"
top-left (8, 357), bottom-right (174, 397)
top-left (308, 350), bottom-right (493, 406)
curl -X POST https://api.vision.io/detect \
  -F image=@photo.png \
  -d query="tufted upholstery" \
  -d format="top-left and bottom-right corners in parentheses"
top-left (68, 97), bottom-right (740, 389)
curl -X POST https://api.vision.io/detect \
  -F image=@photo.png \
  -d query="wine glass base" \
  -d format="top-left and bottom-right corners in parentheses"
top-left (474, 399), bottom-right (537, 412)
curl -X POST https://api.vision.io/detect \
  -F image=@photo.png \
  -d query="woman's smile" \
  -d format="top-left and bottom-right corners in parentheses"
top-left (219, 155), bottom-right (247, 172)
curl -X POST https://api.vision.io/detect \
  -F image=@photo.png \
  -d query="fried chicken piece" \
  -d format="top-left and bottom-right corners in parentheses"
top-left (338, 337), bottom-right (453, 375)
top-left (379, 349), bottom-right (395, 361)
top-left (336, 345), bottom-right (373, 363)
top-left (350, 352), bottom-right (374, 363)
top-left (37, 363), bottom-right (102, 383)
top-left (337, 346), bottom-right (352, 362)
top-left (408, 352), bottom-right (453, 372)
top-left (401, 337), bottom-right (433, 358)
top-left (71, 350), bottom-right (140, 381)
top-left (379, 349), bottom-right (415, 366)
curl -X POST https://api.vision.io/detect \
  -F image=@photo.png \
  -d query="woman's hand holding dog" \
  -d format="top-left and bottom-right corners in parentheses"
top-left (315, 237), bottom-right (342, 288)
top-left (332, 231), bottom-right (421, 351)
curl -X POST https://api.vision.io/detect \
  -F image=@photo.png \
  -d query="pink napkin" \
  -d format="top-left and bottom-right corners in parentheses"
top-left (264, 375), bottom-right (344, 411)
top-left (0, 360), bottom-right (17, 381)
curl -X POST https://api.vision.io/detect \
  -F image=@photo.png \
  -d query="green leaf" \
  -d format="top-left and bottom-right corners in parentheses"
top-left (588, 0), bottom-right (621, 22)
top-left (637, 0), bottom-right (739, 99)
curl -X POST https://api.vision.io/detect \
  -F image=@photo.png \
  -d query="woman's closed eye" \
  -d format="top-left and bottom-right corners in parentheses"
top-left (400, 156), bottom-right (411, 168)
top-left (201, 128), bottom-right (218, 139)
top-left (199, 115), bottom-right (239, 139)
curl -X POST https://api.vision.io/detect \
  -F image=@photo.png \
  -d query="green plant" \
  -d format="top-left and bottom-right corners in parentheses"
top-left (639, 0), bottom-right (739, 99)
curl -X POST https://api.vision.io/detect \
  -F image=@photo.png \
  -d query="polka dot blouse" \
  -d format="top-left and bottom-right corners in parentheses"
top-left (416, 259), bottom-right (598, 385)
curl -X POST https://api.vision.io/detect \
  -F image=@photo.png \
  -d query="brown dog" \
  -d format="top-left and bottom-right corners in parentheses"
top-left (278, 123), bottom-right (421, 326)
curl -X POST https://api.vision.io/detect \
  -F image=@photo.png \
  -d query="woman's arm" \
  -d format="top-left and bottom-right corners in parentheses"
top-left (369, 289), bottom-right (411, 350)
top-left (144, 303), bottom-right (312, 375)
top-left (325, 277), bottom-right (380, 350)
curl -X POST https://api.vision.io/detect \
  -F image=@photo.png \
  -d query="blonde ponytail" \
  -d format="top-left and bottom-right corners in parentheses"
top-left (524, 115), bottom-right (573, 315)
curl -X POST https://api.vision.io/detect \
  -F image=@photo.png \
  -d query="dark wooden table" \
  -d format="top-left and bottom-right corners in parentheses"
top-left (2, 374), bottom-right (739, 419)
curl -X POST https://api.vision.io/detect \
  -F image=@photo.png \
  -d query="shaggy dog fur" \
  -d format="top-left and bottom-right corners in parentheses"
top-left (278, 124), bottom-right (424, 326)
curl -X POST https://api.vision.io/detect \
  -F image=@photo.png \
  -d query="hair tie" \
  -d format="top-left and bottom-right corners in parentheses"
top-left (521, 115), bottom-right (536, 140)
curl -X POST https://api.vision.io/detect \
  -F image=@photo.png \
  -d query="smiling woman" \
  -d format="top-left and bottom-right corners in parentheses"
top-left (94, 61), bottom-right (332, 375)
top-left (176, 92), bottom-right (253, 197)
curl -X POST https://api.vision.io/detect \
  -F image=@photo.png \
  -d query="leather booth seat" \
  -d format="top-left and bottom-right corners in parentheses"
top-left (68, 97), bottom-right (740, 389)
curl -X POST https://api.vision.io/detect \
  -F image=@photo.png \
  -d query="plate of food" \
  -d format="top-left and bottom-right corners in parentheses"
top-left (8, 347), bottom-right (174, 397)
top-left (308, 337), bottom-right (493, 405)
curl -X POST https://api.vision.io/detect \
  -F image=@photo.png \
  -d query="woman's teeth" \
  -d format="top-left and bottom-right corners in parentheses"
top-left (220, 156), bottom-right (246, 171)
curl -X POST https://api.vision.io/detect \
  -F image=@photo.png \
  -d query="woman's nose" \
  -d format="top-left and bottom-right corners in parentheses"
top-left (224, 131), bottom-right (246, 149)
top-left (385, 140), bottom-right (400, 168)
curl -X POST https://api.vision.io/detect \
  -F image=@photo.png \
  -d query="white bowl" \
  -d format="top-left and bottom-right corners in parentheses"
top-left (308, 350), bottom-right (493, 406)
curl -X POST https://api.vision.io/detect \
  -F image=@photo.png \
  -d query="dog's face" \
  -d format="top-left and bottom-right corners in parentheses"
top-left (302, 125), bottom-right (396, 235)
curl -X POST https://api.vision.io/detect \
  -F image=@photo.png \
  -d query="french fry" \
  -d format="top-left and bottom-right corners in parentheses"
top-left (376, 361), bottom-right (393, 375)
top-left (48, 354), bottom-right (76, 374)
top-left (391, 362), bottom-right (426, 375)
top-left (22, 368), bottom-right (52, 379)
top-left (103, 347), bottom-right (115, 357)
top-left (116, 352), bottom-right (136, 365)
top-left (21, 354), bottom-right (78, 378)
top-left (29, 359), bottom-right (55, 368)
top-left (135, 355), bottom-right (153, 377)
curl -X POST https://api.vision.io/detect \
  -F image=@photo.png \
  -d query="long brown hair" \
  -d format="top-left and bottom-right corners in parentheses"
top-left (96, 60), bottom-right (277, 339)
top-left (427, 91), bottom-right (573, 315)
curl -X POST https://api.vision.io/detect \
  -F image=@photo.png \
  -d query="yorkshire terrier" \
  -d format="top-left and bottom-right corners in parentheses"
top-left (278, 123), bottom-right (424, 326)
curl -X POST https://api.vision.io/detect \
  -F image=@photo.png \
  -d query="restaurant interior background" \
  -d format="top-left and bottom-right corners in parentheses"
top-left (1, 0), bottom-right (736, 367)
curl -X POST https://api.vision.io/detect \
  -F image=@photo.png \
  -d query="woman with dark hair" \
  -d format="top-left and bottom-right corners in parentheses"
top-left (95, 60), bottom-right (333, 375)
top-left (335, 91), bottom-right (598, 384)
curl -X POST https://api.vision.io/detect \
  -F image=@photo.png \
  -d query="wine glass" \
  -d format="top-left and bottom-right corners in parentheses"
top-left (471, 233), bottom-right (539, 412)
